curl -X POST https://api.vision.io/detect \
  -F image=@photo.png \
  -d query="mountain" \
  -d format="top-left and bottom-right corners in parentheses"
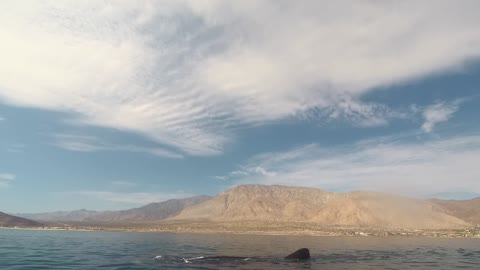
top-left (86, 196), bottom-right (211, 223)
top-left (430, 197), bottom-right (480, 225)
top-left (0, 211), bottom-right (42, 227)
top-left (173, 185), bottom-right (469, 229)
top-left (18, 209), bottom-right (99, 222)
top-left (17, 196), bottom-right (211, 224)
top-left (14, 186), bottom-right (479, 230)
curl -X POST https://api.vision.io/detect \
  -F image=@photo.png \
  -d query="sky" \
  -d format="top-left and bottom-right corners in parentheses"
top-left (1, 0), bottom-right (479, 213)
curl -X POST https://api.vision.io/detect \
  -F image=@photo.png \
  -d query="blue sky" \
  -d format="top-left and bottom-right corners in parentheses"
top-left (1, 1), bottom-right (479, 212)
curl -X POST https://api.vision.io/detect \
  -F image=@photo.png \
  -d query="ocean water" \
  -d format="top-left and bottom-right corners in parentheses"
top-left (0, 229), bottom-right (479, 270)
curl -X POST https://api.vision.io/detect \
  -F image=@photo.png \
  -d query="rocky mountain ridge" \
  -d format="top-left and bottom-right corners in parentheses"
top-left (18, 196), bottom-right (211, 224)
top-left (173, 185), bottom-right (475, 229)
top-left (0, 211), bottom-right (42, 227)
top-left (11, 185), bottom-right (480, 230)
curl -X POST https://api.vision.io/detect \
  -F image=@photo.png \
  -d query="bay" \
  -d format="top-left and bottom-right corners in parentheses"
top-left (0, 229), bottom-right (479, 269)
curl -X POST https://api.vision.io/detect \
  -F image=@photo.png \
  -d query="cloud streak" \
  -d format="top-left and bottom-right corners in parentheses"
top-left (52, 134), bottom-right (184, 159)
top-left (225, 135), bottom-right (480, 198)
top-left (111, 180), bottom-right (137, 187)
top-left (6, 144), bottom-right (26, 153)
top-left (422, 101), bottom-right (460, 132)
top-left (0, 1), bottom-right (479, 155)
top-left (0, 173), bottom-right (15, 188)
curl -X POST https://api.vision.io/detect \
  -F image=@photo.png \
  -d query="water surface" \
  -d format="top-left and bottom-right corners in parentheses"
top-left (0, 229), bottom-right (478, 269)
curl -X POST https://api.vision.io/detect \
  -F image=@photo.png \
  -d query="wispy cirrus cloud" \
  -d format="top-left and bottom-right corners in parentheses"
top-left (111, 180), bottom-right (137, 187)
top-left (0, 1), bottom-right (479, 155)
top-left (300, 95), bottom-right (412, 127)
top-left (52, 134), bottom-right (183, 159)
top-left (224, 134), bottom-right (480, 198)
top-left (6, 143), bottom-right (26, 153)
top-left (0, 173), bottom-right (15, 188)
top-left (421, 101), bottom-right (461, 133)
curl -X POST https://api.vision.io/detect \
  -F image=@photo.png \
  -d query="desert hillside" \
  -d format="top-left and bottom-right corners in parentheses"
top-left (173, 185), bottom-right (469, 229)
top-left (430, 198), bottom-right (480, 225)
top-left (85, 195), bottom-right (211, 223)
top-left (13, 185), bottom-right (479, 231)
top-left (18, 209), bottom-right (99, 222)
top-left (18, 196), bottom-right (211, 224)
top-left (0, 211), bottom-right (42, 227)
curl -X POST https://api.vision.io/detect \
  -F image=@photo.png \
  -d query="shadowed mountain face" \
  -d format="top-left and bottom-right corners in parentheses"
top-left (18, 196), bottom-right (211, 224)
top-left (430, 198), bottom-right (480, 225)
top-left (0, 211), bottom-right (42, 227)
top-left (86, 196), bottom-right (211, 223)
top-left (173, 185), bottom-right (471, 229)
top-left (18, 209), bottom-right (99, 222)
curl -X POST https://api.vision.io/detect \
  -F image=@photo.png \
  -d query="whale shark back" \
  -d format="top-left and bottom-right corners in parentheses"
top-left (154, 248), bottom-right (311, 266)
top-left (284, 248), bottom-right (310, 260)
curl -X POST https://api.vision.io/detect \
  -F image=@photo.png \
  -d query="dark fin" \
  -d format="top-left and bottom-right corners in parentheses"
top-left (284, 248), bottom-right (310, 260)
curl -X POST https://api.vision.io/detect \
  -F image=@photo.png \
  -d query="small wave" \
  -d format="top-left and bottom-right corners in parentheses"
top-left (182, 256), bottom-right (205, 263)
top-left (154, 254), bottom-right (258, 265)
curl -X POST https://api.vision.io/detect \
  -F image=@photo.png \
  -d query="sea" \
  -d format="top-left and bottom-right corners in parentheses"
top-left (0, 229), bottom-right (479, 270)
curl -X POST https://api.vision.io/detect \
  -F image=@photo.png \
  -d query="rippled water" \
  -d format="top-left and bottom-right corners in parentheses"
top-left (0, 229), bottom-right (479, 269)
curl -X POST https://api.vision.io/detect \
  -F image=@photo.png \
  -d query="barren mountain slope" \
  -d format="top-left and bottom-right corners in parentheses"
top-left (16, 196), bottom-right (210, 224)
top-left (18, 209), bottom-right (99, 222)
top-left (173, 185), bottom-right (468, 229)
top-left (85, 196), bottom-right (211, 223)
top-left (431, 197), bottom-right (480, 225)
top-left (0, 211), bottom-right (42, 227)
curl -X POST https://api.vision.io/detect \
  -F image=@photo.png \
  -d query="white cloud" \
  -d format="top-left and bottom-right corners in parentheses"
top-left (421, 101), bottom-right (460, 132)
top-left (226, 135), bottom-right (480, 197)
top-left (0, 1), bottom-right (479, 155)
top-left (69, 190), bottom-right (193, 205)
top-left (111, 180), bottom-right (137, 187)
top-left (213, 176), bottom-right (226, 181)
top-left (309, 95), bottom-right (410, 127)
top-left (0, 173), bottom-right (15, 188)
top-left (52, 133), bottom-right (183, 159)
top-left (0, 173), bottom-right (15, 181)
top-left (6, 144), bottom-right (26, 153)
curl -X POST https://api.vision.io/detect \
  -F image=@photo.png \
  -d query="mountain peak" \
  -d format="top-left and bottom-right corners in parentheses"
top-left (174, 184), bottom-right (469, 229)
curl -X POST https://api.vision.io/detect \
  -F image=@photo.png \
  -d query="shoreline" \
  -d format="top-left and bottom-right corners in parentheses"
top-left (2, 222), bottom-right (480, 238)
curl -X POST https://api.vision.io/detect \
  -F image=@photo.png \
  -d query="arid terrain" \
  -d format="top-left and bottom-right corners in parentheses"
top-left (173, 185), bottom-right (469, 229)
top-left (0, 211), bottom-right (42, 227)
top-left (5, 185), bottom-right (480, 237)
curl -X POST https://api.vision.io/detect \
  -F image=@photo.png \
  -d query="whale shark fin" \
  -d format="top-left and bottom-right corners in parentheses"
top-left (284, 248), bottom-right (310, 260)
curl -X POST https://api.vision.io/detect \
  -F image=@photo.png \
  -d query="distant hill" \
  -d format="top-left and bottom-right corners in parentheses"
top-left (15, 185), bottom-right (480, 230)
top-left (173, 185), bottom-right (470, 229)
top-left (430, 197), bottom-right (480, 225)
top-left (86, 196), bottom-right (211, 223)
top-left (0, 211), bottom-right (42, 227)
top-left (18, 209), bottom-right (99, 222)
top-left (18, 196), bottom-right (211, 224)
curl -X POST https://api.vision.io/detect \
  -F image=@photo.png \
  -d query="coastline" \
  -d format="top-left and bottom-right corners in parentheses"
top-left (2, 222), bottom-right (480, 238)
